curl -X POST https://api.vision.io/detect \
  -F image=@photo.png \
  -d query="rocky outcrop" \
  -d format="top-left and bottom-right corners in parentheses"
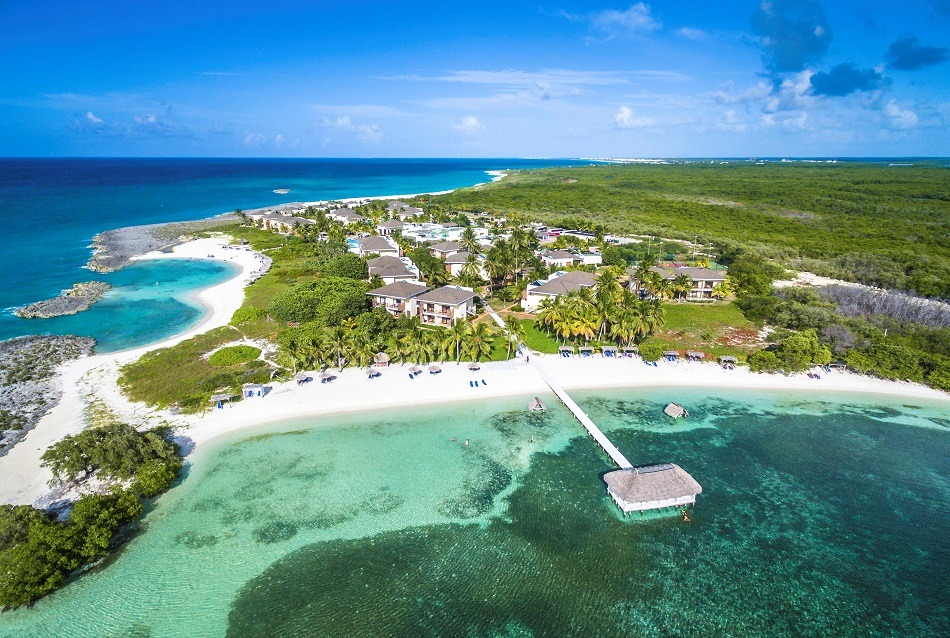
top-left (14, 282), bottom-right (111, 318)
top-left (88, 214), bottom-right (237, 273)
top-left (0, 336), bottom-right (95, 456)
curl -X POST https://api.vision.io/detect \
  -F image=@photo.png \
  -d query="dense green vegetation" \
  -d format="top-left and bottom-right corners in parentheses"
top-left (738, 286), bottom-right (949, 388)
top-left (41, 423), bottom-right (183, 496)
top-left (434, 163), bottom-right (950, 297)
top-left (208, 345), bottom-right (261, 367)
top-left (0, 424), bottom-right (182, 609)
top-left (120, 327), bottom-right (271, 412)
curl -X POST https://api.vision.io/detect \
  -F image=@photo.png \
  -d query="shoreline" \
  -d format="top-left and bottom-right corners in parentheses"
top-left (2, 170), bottom-right (947, 508)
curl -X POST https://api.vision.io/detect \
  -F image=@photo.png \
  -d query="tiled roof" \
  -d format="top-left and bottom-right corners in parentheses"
top-left (414, 286), bottom-right (476, 305)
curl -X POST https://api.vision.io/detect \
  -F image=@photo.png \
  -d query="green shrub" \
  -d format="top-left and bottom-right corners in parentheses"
top-left (40, 423), bottom-right (182, 485)
top-left (638, 340), bottom-right (664, 362)
top-left (0, 488), bottom-right (143, 609)
top-left (748, 350), bottom-right (781, 373)
top-left (208, 345), bottom-right (261, 367)
top-left (231, 306), bottom-right (267, 325)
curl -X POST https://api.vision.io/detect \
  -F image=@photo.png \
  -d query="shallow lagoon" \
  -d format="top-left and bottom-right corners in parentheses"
top-left (1, 388), bottom-right (946, 637)
top-left (0, 258), bottom-right (238, 352)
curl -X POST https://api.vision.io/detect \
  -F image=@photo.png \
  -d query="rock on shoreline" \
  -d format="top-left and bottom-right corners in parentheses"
top-left (15, 282), bottom-right (111, 318)
top-left (0, 335), bottom-right (96, 457)
top-left (88, 214), bottom-right (238, 273)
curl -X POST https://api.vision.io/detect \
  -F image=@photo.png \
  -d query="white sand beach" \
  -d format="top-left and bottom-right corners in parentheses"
top-left (1, 234), bottom-right (947, 508)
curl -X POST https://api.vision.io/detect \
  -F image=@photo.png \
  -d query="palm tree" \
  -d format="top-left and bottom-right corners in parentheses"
top-left (284, 337), bottom-right (303, 374)
top-left (712, 277), bottom-right (733, 300)
top-left (457, 253), bottom-right (485, 289)
top-left (504, 319), bottom-right (527, 360)
top-left (347, 335), bottom-right (376, 368)
top-left (323, 326), bottom-right (349, 370)
top-left (460, 226), bottom-right (479, 254)
top-left (402, 318), bottom-right (434, 364)
top-left (536, 297), bottom-right (563, 336)
top-left (639, 299), bottom-right (666, 337)
top-left (609, 309), bottom-right (642, 347)
top-left (672, 274), bottom-right (694, 301)
top-left (443, 320), bottom-right (470, 363)
top-left (569, 303), bottom-right (599, 344)
top-left (465, 321), bottom-right (495, 362)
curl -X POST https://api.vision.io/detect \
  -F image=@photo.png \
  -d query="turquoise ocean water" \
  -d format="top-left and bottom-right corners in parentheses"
top-left (1, 388), bottom-right (946, 637)
top-left (0, 158), bottom-right (576, 350)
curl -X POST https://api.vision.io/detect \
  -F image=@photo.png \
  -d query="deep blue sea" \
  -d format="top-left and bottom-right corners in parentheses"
top-left (0, 158), bottom-right (577, 350)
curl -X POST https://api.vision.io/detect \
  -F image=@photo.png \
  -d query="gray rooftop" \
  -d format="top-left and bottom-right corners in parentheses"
top-left (543, 249), bottom-right (577, 261)
top-left (368, 256), bottom-right (414, 278)
top-left (530, 270), bottom-right (598, 296)
top-left (414, 286), bottom-right (476, 305)
top-left (637, 266), bottom-right (728, 281)
top-left (378, 219), bottom-right (405, 228)
top-left (367, 281), bottom-right (429, 300)
top-left (430, 241), bottom-right (462, 252)
top-left (357, 236), bottom-right (397, 251)
top-left (444, 250), bottom-right (473, 264)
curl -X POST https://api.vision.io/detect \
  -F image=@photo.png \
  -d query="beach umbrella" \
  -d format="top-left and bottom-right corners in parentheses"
top-left (409, 365), bottom-right (422, 374)
top-left (294, 372), bottom-right (309, 382)
top-left (468, 362), bottom-right (480, 371)
top-left (319, 371), bottom-right (332, 380)
top-left (428, 365), bottom-right (442, 374)
top-left (365, 368), bottom-right (380, 378)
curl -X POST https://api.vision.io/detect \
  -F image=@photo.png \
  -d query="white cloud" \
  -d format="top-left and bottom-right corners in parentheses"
top-left (275, 134), bottom-right (284, 147)
top-left (587, 3), bottom-right (661, 37)
top-left (677, 27), bottom-right (706, 40)
top-left (883, 99), bottom-right (918, 129)
top-left (453, 116), bottom-right (484, 133)
top-left (710, 81), bottom-right (771, 105)
top-left (764, 69), bottom-right (815, 112)
top-left (716, 109), bottom-right (747, 133)
top-left (614, 105), bottom-right (657, 129)
top-left (323, 115), bottom-right (383, 142)
top-left (85, 111), bottom-right (103, 124)
top-left (243, 130), bottom-right (265, 147)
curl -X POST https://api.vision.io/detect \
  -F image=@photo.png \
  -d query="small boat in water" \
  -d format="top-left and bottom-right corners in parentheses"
top-left (528, 397), bottom-right (547, 413)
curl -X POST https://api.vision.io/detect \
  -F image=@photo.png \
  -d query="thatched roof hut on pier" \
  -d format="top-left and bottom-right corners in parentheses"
top-left (604, 463), bottom-right (702, 515)
top-left (664, 403), bottom-right (688, 419)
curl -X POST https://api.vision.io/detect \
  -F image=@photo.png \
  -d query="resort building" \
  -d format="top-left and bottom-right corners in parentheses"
top-left (603, 464), bottom-right (703, 515)
top-left (629, 266), bottom-right (728, 300)
top-left (247, 212), bottom-right (315, 234)
top-left (444, 251), bottom-right (489, 279)
top-left (523, 270), bottom-right (598, 313)
top-left (366, 281), bottom-right (429, 318)
top-left (352, 235), bottom-right (400, 258)
top-left (386, 200), bottom-right (424, 220)
top-left (367, 255), bottom-right (421, 285)
top-left (376, 219), bottom-right (405, 236)
top-left (412, 285), bottom-right (476, 326)
top-left (540, 249), bottom-right (578, 269)
top-left (429, 241), bottom-right (463, 259)
top-left (327, 208), bottom-right (368, 225)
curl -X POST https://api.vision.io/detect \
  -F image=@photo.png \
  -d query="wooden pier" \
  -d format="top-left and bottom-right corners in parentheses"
top-left (483, 305), bottom-right (701, 515)
top-left (529, 361), bottom-right (633, 469)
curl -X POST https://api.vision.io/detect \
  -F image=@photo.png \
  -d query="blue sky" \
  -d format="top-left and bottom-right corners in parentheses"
top-left (1, 0), bottom-right (947, 157)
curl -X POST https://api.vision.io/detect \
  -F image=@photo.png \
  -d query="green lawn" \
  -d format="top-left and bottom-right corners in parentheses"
top-left (514, 318), bottom-right (561, 354)
top-left (652, 301), bottom-right (760, 360)
top-left (119, 326), bottom-right (273, 412)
